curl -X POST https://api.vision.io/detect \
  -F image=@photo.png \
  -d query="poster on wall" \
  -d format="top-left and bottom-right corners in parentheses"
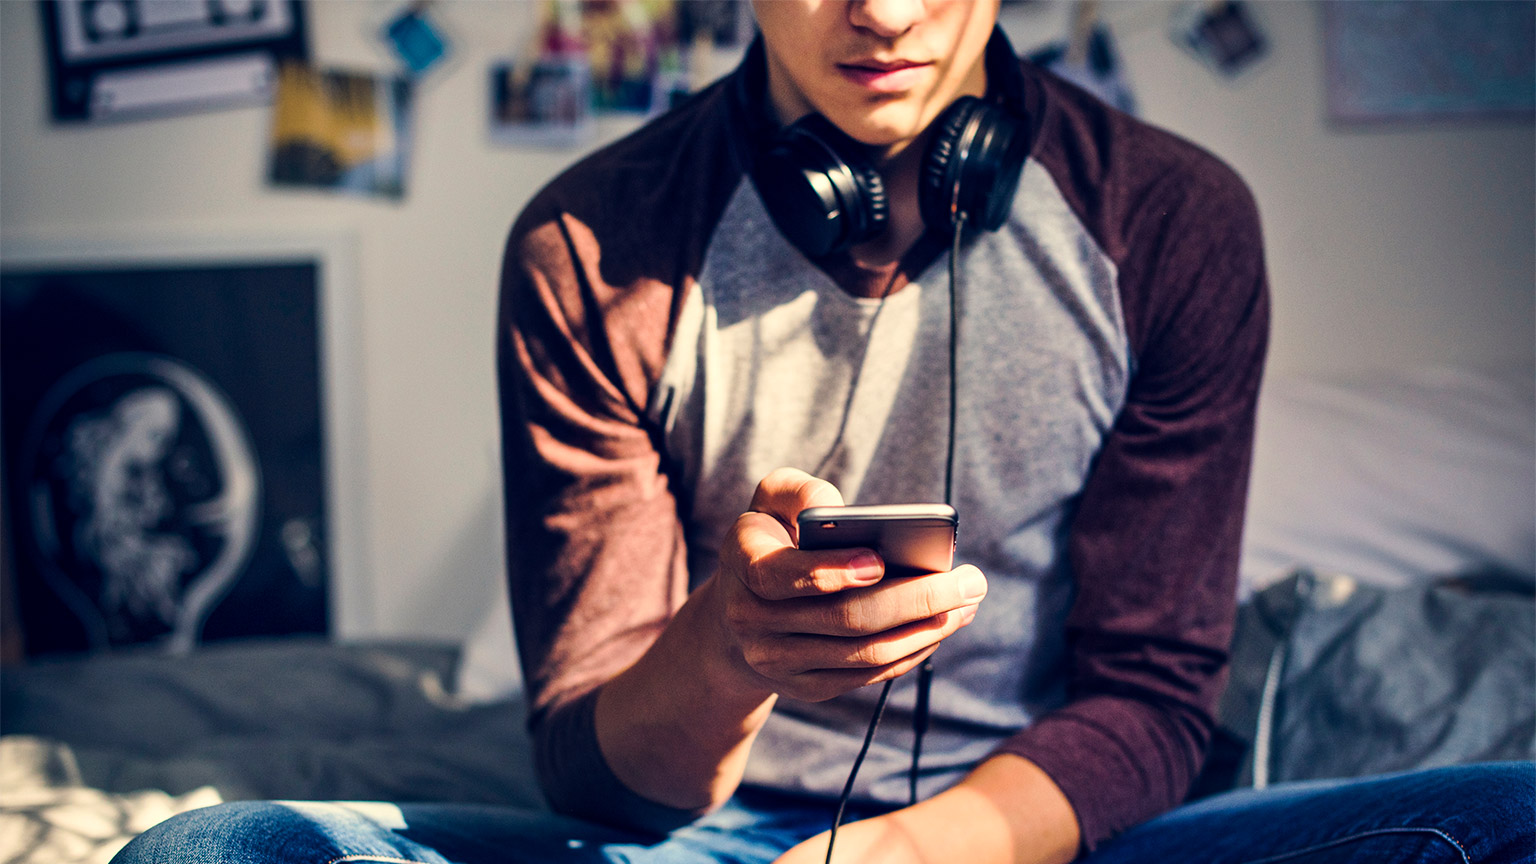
top-left (1, 262), bottom-right (331, 657)
top-left (1323, 0), bottom-right (1535, 124)
top-left (39, 0), bottom-right (309, 124)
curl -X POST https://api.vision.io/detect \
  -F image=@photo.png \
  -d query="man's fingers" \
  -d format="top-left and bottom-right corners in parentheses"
top-left (730, 511), bottom-right (884, 600)
top-left (774, 565), bottom-right (989, 636)
top-left (723, 469), bottom-right (856, 602)
top-left (775, 644), bottom-right (945, 704)
top-left (752, 604), bottom-right (979, 676)
top-left (748, 467), bottom-right (844, 542)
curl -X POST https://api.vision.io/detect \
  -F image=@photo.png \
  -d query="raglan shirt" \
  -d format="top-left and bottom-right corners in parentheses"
top-left (497, 34), bottom-right (1269, 855)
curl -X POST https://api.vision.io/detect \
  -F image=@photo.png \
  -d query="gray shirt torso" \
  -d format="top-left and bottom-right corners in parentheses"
top-left (648, 159), bottom-right (1130, 803)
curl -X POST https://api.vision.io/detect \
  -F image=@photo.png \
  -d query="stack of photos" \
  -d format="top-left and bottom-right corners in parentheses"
top-left (490, 0), bottom-right (748, 147)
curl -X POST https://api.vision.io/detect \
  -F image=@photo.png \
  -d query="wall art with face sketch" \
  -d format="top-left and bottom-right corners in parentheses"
top-left (2, 260), bottom-right (330, 656)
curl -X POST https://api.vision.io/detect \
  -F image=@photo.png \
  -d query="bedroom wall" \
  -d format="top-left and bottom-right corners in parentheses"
top-left (2, 0), bottom-right (1532, 644)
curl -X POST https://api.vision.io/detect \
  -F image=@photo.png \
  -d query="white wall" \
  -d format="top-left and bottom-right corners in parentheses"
top-left (3, 1), bottom-right (1531, 642)
top-left (1055, 1), bottom-right (1535, 378)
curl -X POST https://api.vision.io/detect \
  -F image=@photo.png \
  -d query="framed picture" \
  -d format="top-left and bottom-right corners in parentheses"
top-left (0, 233), bottom-right (369, 655)
top-left (1323, 0), bottom-right (1535, 125)
top-left (39, 0), bottom-right (309, 124)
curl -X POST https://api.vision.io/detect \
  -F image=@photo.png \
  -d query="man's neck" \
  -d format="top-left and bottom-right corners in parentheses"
top-left (849, 125), bottom-right (934, 269)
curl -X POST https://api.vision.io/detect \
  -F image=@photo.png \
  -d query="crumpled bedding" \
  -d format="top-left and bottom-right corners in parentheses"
top-left (0, 639), bottom-right (543, 864)
top-left (4, 580), bottom-right (1532, 863)
top-left (1, 736), bottom-right (223, 864)
top-left (1195, 569), bottom-right (1536, 795)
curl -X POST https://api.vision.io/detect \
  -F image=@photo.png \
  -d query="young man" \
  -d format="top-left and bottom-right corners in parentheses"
top-left (114, 1), bottom-right (1531, 862)
top-left (495, 0), bottom-right (1529, 861)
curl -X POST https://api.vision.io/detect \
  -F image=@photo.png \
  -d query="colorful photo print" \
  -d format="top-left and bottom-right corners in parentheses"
top-left (580, 0), bottom-right (677, 113)
top-left (489, 55), bottom-right (595, 148)
top-left (380, 1), bottom-right (453, 79)
top-left (267, 64), bottom-right (414, 200)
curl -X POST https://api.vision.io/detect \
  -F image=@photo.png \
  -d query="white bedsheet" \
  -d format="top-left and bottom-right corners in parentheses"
top-left (1, 736), bottom-right (222, 864)
top-left (1242, 366), bottom-right (1535, 595)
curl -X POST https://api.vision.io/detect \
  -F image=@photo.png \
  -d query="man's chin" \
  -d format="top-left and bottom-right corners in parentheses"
top-left (823, 104), bottom-right (933, 151)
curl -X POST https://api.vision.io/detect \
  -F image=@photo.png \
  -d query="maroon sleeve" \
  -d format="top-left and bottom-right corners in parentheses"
top-left (498, 207), bottom-right (700, 831)
top-left (995, 98), bottom-right (1271, 853)
top-left (495, 82), bottom-right (747, 832)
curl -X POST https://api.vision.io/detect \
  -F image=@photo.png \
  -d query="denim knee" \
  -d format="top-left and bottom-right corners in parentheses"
top-left (1442, 762), bottom-right (1535, 864)
top-left (111, 799), bottom-right (446, 864)
top-left (1086, 762), bottom-right (1535, 864)
top-left (112, 802), bottom-right (293, 864)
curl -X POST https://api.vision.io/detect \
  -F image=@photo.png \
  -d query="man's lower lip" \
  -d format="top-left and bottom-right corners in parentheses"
top-left (838, 64), bottom-right (928, 92)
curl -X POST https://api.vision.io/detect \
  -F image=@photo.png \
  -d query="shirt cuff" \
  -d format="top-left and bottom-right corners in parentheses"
top-left (533, 688), bottom-right (708, 835)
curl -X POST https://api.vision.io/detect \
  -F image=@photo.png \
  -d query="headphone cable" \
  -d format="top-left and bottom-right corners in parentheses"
top-left (909, 211), bottom-right (964, 811)
top-left (824, 677), bottom-right (893, 864)
top-left (824, 213), bottom-right (966, 864)
top-left (943, 213), bottom-right (964, 507)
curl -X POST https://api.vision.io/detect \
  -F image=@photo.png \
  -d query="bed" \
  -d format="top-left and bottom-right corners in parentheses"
top-left (2, 365), bottom-right (1532, 863)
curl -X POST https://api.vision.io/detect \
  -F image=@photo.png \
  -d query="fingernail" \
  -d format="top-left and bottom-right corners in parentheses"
top-left (849, 552), bottom-right (882, 582)
top-left (959, 569), bottom-right (987, 601)
top-left (958, 605), bottom-right (978, 625)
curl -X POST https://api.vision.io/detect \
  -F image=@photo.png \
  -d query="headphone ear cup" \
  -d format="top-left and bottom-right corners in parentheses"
top-left (919, 98), bottom-right (978, 233)
top-left (755, 115), bottom-right (888, 259)
top-left (919, 96), bottom-right (1030, 235)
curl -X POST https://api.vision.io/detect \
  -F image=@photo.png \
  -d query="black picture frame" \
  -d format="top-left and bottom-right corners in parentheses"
top-left (38, 0), bottom-right (309, 123)
top-left (2, 259), bottom-right (331, 655)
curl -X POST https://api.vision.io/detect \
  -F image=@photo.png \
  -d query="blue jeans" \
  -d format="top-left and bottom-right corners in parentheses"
top-left (113, 762), bottom-right (1533, 863)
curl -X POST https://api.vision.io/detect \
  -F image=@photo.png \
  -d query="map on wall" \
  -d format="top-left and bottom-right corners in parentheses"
top-left (1323, 0), bottom-right (1535, 124)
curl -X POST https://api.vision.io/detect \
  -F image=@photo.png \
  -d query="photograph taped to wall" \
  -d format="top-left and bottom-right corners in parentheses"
top-left (489, 55), bottom-right (595, 148)
top-left (676, 0), bottom-right (751, 49)
top-left (378, 1), bottom-right (453, 79)
top-left (1, 261), bottom-right (331, 657)
top-left (1025, 22), bottom-right (1138, 116)
top-left (39, 0), bottom-right (308, 123)
top-left (1170, 0), bottom-right (1268, 79)
top-left (580, 0), bottom-right (677, 113)
top-left (267, 63), bottom-right (414, 200)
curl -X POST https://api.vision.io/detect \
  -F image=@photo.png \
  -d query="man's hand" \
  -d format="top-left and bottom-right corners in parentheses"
top-left (594, 467), bottom-right (985, 815)
top-left (709, 467), bottom-right (987, 703)
top-left (773, 754), bottom-right (1081, 864)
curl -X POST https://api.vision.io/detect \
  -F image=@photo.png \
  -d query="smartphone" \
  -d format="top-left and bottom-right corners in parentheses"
top-left (797, 504), bottom-right (958, 579)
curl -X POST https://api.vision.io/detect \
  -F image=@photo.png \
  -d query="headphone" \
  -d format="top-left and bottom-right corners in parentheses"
top-left (753, 94), bottom-right (1033, 259)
